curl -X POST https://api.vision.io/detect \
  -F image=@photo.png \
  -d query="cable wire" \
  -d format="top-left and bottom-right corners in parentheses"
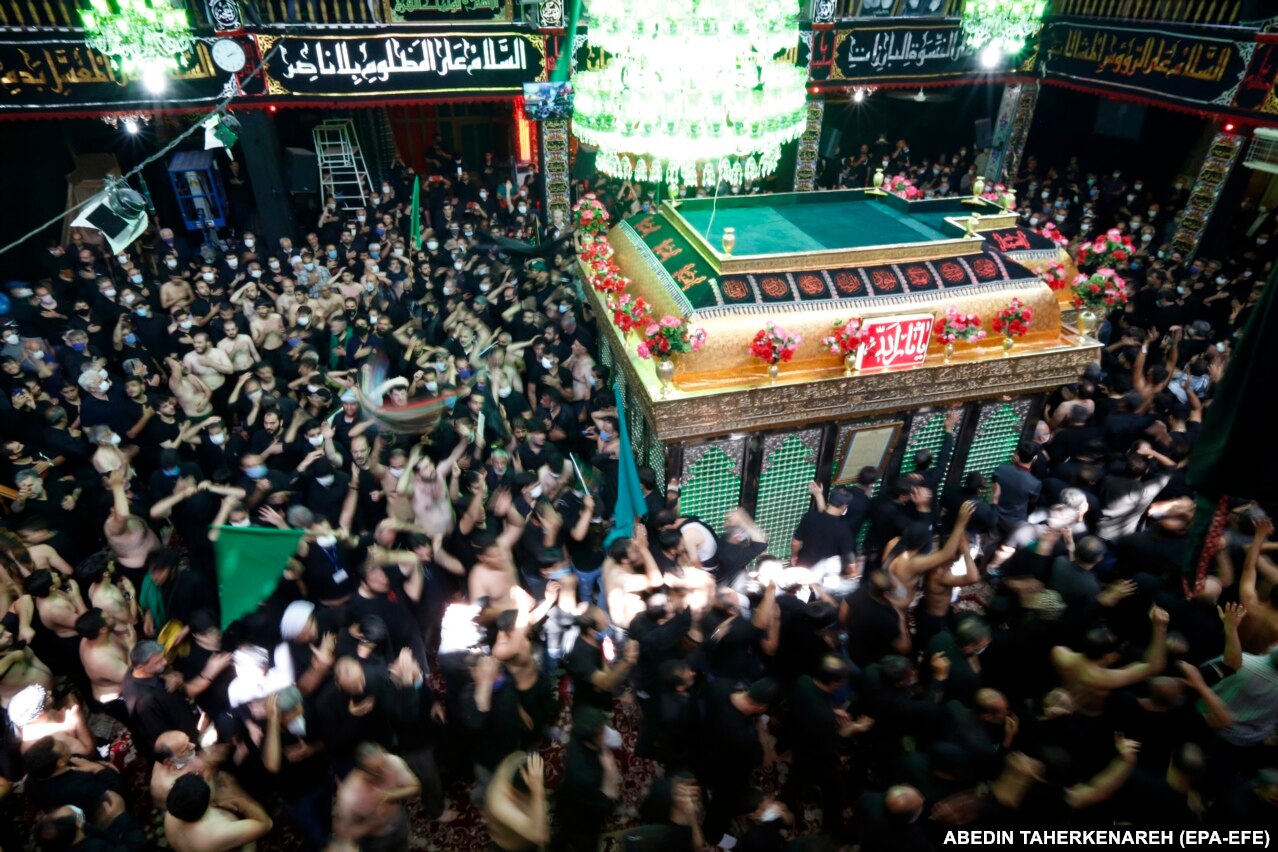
top-left (0, 43), bottom-right (281, 261)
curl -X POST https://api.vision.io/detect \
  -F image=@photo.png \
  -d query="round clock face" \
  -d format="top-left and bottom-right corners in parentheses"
top-left (212, 39), bottom-right (247, 74)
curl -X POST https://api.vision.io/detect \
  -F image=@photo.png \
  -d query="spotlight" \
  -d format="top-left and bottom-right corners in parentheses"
top-left (1225, 122), bottom-right (1236, 132)
top-left (269, 105), bottom-right (277, 112)
top-left (914, 88), bottom-right (926, 103)
top-left (123, 118), bottom-right (139, 135)
top-left (141, 63), bottom-right (167, 94)
top-left (980, 44), bottom-right (1003, 69)
top-left (853, 89), bottom-right (865, 103)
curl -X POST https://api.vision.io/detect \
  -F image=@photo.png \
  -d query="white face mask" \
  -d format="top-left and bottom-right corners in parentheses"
top-left (529, 485), bottom-right (543, 499)
top-left (202, 272), bottom-right (215, 282)
top-left (165, 258), bottom-right (178, 269)
top-left (517, 205), bottom-right (528, 215)
top-left (109, 433), bottom-right (121, 446)
top-left (540, 357), bottom-right (554, 370)
top-left (479, 283), bottom-right (490, 293)
top-left (269, 261), bottom-right (280, 270)
top-left (3, 334), bottom-right (17, 345)
top-left (116, 254), bottom-right (129, 264)
top-left (286, 716), bottom-right (307, 737)
top-left (298, 316), bottom-right (310, 326)
top-left (425, 381), bottom-right (439, 393)
top-left (308, 435), bottom-right (325, 447)
top-left (315, 534), bottom-right (337, 548)
top-left (227, 259), bottom-right (238, 269)
top-left (209, 432), bottom-right (226, 445)
top-left (99, 379), bottom-right (111, 392)
top-left (244, 238), bottom-right (255, 248)
top-left (427, 240), bottom-right (439, 250)
top-left (365, 282), bottom-right (376, 293)
top-left (131, 274), bottom-right (144, 284)
top-left (498, 386), bottom-right (511, 398)
top-left (315, 474), bottom-right (335, 487)
top-left (179, 320), bottom-right (193, 330)
top-left (230, 517), bottom-right (251, 527)
top-left (389, 466), bottom-right (405, 479)
top-left (122, 293), bottom-right (135, 304)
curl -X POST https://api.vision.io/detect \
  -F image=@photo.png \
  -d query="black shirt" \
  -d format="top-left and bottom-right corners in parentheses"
top-left (565, 634), bottom-right (612, 713)
top-left (556, 738), bottom-right (615, 841)
top-left (120, 671), bottom-right (199, 758)
top-left (26, 764), bottom-right (126, 812)
top-left (701, 678), bottom-right (762, 778)
top-left (793, 509), bottom-right (855, 569)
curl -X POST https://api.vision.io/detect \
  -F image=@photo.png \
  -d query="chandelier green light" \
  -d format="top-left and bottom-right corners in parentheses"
top-left (572, 0), bottom-right (808, 190)
top-left (960, 0), bottom-right (1048, 55)
top-left (79, 0), bottom-right (194, 83)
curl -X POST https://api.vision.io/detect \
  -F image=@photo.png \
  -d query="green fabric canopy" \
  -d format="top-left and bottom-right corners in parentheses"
top-left (213, 526), bottom-right (306, 629)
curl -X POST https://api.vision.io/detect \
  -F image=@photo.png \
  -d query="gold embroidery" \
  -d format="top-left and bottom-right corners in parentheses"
top-left (671, 263), bottom-right (707, 291)
top-left (632, 216), bottom-right (663, 237)
top-left (651, 238), bottom-right (682, 262)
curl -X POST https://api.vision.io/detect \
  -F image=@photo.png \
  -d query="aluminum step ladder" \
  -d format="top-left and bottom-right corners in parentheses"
top-left (312, 119), bottom-right (372, 211)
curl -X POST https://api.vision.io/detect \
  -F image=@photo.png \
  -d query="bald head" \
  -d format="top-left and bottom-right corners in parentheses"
top-left (1147, 676), bottom-right (1184, 710)
top-left (885, 785), bottom-right (924, 823)
top-left (976, 688), bottom-right (1009, 721)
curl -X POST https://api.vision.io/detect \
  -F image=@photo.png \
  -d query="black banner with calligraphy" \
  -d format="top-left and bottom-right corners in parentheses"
top-left (0, 35), bottom-right (229, 113)
top-left (804, 19), bottom-right (980, 85)
top-left (1232, 40), bottom-right (1278, 114)
top-left (1040, 20), bottom-right (1252, 109)
top-left (379, 0), bottom-right (511, 24)
top-left (256, 30), bottom-right (545, 100)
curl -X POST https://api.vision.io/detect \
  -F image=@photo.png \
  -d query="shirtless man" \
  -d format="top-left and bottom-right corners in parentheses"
top-left (161, 276), bottom-right (194, 311)
top-left (333, 742), bottom-right (421, 851)
top-left (7, 684), bottom-right (96, 757)
top-left (217, 320), bottom-right (260, 374)
top-left (564, 338), bottom-right (596, 403)
top-left (165, 773), bottom-right (273, 852)
top-left (77, 608), bottom-right (130, 703)
top-left (469, 535), bottom-right (521, 625)
top-left (168, 355), bottom-right (214, 419)
top-left (103, 468), bottom-right (160, 587)
top-left (602, 527), bottom-right (665, 632)
top-left (183, 332), bottom-right (234, 394)
top-left (249, 301), bottom-right (285, 363)
top-left (76, 553), bottom-right (139, 646)
top-left (16, 569), bottom-right (86, 669)
top-left (884, 502), bottom-right (974, 607)
top-left (151, 730), bottom-right (228, 809)
top-left (915, 528), bottom-right (982, 647)
top-left (402, 441), bottom-right (468, 538)
top-left (484, 751), bottom-right (548, 852)
top-left (0, 626), bottom-right (53, 706)
top-left (1051, 604), bottom-right (1169, 716)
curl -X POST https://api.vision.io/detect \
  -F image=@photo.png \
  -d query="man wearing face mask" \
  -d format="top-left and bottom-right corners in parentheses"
top-left (294, 457), bottom-right (354, 529)
top-left (121, 641), bottom-right (200, 760)
top-left (262, 686), bottom-right (333, 849)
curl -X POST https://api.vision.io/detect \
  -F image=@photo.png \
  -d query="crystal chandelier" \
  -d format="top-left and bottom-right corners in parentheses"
top-left (960, 0), bottom-right (1048, 55)
top-left (79, 0), bottom-right (194, 77)
top-left (572, 0), bottom-right (808, 191)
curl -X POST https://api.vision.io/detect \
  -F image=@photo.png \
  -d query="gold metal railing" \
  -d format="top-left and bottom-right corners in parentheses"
top-left (1048, 0), bottom-right (1244, 26)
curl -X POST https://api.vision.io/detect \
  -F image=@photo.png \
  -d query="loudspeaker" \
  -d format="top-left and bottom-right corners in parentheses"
top-left (820, 126), bottom-right (843, 159)
top-left (283, 147), bottom-right (318, 194)
top-left (974, 118), bottom-right (993, 149)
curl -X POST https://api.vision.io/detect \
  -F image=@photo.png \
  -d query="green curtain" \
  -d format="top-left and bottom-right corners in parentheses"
top-left (1182, 262), bottom-right (1278, 592)
top-left (410, 176), bottom-right (421, 250)
top-left (213, 526), bottom-right (306, 629)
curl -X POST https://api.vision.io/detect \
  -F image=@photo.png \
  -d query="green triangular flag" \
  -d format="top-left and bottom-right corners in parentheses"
top-left (213, 526), bottom-right (306, 629)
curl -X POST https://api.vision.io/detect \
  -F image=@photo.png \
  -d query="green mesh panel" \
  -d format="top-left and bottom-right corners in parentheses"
top-left (959, 402), bottom-right (1029, 499)
top-left (755, 433), bottom-right (819, 559)
top-left (678, 445), bottom-right (742, 535)
top-left (627, 383), bottom-right (644, 457)
top-left (647, 431), bottom-right (666, 492)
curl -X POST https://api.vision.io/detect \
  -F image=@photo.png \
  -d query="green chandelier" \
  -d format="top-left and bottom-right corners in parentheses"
top-left (960, 0), bottom-right (1048, 55)
top-left (572, 0), bottom-right (808, 191)
top-left (80, 0), bottom-right (194, 79)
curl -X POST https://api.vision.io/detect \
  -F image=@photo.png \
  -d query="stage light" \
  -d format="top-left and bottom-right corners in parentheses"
top-left (1225, 122), bottom-right (1236, 132)
top-left (914, 88), bottom-right (926, 103)
top-left (141, 62), bottom-right (167, 93)
top-left (123, 118), bottom-right (139, 134)
top-left (961, 0), bottom-right (1047, 54)
top-left (980, 43), bottom-right (1003, 68)
top-left (853, 89), bottom-right (864, 103)
top-left (269, 105), bottom-right (277, 112)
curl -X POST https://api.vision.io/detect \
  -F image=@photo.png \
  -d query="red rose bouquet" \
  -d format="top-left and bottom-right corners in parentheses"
top-left (636, 315), bottom-right (706, 360)
top-left (820, 317), bottom-right (870, 356)
top-left (1076, 228), bottom-right (1135, 271)
top-left (992, 298), bottom-right (1034, 337)
top-left (572, 193), bottom-right (610, 237)
top-left (887, 175), bottom-right (920, 200)
top-left (1071, 268), bottom-right (1128, 312)
top-left (748, 322), bottom-right (802, 365)
top-left (1041, 262), bottom-right (1070, 291)
top-left (611, 294), bottom-right (652, 333)
top-left (1036, 222), bottom-right (1069, 248)
top-left (933, 306), bottom-right (986, 345)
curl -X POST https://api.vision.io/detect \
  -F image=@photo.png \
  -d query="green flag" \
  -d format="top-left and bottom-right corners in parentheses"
top-left (605, 377), bottom-right (649, 547)
top-left (1181, 262), bottom-right (1278, 594)
top-left (410, 176), bottom-right (421, 250)
top-left (213, 526), bottom-right (306, 629)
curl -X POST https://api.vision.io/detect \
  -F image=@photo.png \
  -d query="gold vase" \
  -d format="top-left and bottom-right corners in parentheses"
top-left (966, 176), bottom-right (986, 205)
top-left (1077, 309), bottom-right (1097, 343)
top-left (767, 363), bottom-right (780, 384)
top-left (943, 342), bottom-right (955, 363)
top-left (868, 168), bottom-right (886, 196)
top-left (721, 227), bottom-right (736, 256)
top-left (656, 358), bottom-right (676, 397)
top-left (1002, 335), bottom-right (1014, 356)
top-left (843, 351), bottom-right (859, 376)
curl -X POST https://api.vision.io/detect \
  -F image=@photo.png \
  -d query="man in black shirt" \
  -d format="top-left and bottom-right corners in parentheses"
top-left (700, 677), bottom-right (780, 845)
top-left (555, 706), bottom-right (620, 852)
top-left (22, 736), bottom-right (127, 813)
top-left (565, 606), bottom-right (638, 717)
top-left (791, 488), bottom-right (856, 577)
top-left (119, 641), bottom-right (199, 760)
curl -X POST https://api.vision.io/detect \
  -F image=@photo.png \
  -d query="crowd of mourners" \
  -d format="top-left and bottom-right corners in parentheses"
top-left (0, 129), bottom-right (1274, 852)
